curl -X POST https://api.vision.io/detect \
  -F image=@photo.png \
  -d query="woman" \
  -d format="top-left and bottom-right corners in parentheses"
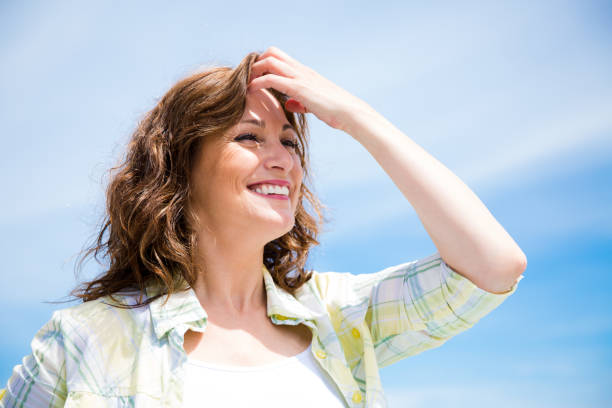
top-left (1, 47), bottom-right (526, 407)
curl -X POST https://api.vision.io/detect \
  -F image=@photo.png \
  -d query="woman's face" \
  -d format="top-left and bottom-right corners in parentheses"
top-left (190, 88), bottom-right (303, 243)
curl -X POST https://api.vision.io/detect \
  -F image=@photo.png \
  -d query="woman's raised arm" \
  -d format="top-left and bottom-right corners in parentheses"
top-left (249, 46), bottom-right (527, 294)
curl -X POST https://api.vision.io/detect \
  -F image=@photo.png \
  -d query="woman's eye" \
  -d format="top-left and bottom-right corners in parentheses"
top-left (235, 133), bottom-right (298, 150)
top-left (283, 139), bottom-right (299, 149)
top-left (235, 133), bottom-right (259, 142)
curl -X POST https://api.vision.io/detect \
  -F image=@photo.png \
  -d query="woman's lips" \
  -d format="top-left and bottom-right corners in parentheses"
top-left (248, 188), bottom-right (289, 200)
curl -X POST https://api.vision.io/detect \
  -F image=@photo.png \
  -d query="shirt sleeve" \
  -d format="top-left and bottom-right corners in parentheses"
top-left (1, 311), bottom-right (67, 408)
top-left (313, 251), bottom-right (524, 369)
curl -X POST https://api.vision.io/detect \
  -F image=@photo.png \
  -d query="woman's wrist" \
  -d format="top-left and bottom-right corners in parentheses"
top-left (338, 102), bottom-right (397, 149)
top-left (336, 100), bottom-right (380, 136)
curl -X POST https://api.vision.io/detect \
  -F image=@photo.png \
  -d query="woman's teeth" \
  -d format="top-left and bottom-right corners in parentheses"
top-left (250, 184), bottom-right (289, 196)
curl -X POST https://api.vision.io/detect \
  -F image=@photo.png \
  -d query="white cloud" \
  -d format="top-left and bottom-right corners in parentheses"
top-left (459, 102), bottom-right (612, 191)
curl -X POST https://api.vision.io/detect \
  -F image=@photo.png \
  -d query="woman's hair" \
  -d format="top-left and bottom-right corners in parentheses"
top-left (70, 52), bottom-right (327, 308)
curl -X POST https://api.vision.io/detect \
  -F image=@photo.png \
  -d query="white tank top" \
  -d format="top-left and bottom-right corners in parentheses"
top-left (183, 343), bottom-right (347, 407)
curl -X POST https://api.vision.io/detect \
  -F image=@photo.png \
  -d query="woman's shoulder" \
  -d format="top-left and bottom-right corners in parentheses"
top-left (12, 289), bottom-right (167, 403)
top-left (51, 288), bottom-right (155, 339)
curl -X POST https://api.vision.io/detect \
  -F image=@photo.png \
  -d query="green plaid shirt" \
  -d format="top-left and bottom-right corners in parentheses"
top-left (1, 252), bottom-right (523, 407)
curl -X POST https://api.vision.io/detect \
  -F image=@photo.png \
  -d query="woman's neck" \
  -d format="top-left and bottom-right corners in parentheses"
top-left (191, 230), bottom-right (268, 316)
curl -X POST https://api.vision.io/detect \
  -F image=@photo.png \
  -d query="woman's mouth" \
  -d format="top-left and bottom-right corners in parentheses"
top-left (247, 186), bottom-right (289, 201)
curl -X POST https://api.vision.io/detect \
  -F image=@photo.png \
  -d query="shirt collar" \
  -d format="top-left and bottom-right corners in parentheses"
top-left (147, 264), bottom-right (324, 340)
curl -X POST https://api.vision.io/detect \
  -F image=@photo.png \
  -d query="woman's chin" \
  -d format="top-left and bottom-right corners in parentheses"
top-left (256, 214), bottom-right (295, 237)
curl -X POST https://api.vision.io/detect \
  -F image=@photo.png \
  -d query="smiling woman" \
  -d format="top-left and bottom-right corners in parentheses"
top-left (1, 47), bottom-right (526, 408)
top-left (188, 86), bottom-right (312, 297)
top-left (74, 52), bottom-right (323, 302)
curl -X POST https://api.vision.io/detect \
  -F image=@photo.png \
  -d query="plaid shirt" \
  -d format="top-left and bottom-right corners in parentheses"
top-left (1, 252), bottom-right (523, 407)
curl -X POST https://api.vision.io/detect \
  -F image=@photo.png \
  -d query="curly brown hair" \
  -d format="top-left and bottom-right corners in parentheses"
top-left (70, 52), bottom-right (327, 308)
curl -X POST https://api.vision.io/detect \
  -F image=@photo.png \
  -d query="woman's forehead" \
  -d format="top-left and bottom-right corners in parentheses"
top-left (243, 89), bottom-right (285, 119)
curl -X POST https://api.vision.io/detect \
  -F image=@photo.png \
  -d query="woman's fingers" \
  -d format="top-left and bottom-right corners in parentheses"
top-left (249, 56), bottom-right (295, 83)
top-left (249, 49), bottom-right (311, 114)
top-left (257, 46), bottom-right (302, 69)
top-left (248, 73), bottom-right (294, 96)
top-left (249, 46), bottom-right (366, 130)
top-left (285, 98), bottom-right (307, 113)
top-left (250, 47), bottom-right (313, 110)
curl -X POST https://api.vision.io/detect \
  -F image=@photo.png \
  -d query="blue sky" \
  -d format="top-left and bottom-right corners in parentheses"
top-left (1, 1), bottom-right (611, 406)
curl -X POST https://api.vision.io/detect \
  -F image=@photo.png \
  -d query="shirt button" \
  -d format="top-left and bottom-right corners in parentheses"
top-left (352, 391), bottom-right (363, 403)
top-left (351, 328), bottom-right (360, 339)
top-left (315, 349), bottom-right (327, 359)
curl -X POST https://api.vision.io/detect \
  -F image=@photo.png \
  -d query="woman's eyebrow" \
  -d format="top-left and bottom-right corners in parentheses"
top-left (240, 118), bottom-right (294, 132)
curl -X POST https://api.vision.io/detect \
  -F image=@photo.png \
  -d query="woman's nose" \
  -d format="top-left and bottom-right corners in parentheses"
top-left (263, 139), bottom-right (295, 172)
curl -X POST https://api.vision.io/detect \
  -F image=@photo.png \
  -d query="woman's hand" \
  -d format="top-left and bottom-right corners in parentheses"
top-left (248, 46), bottom-right (374, 133)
